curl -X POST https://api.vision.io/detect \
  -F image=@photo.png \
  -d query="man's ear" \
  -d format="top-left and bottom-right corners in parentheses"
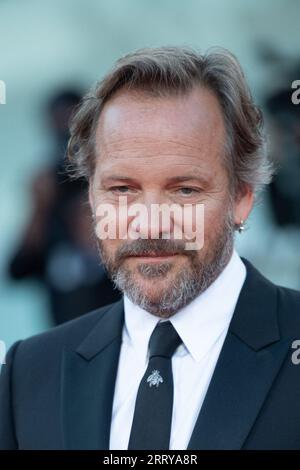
top-left (234, 184), bottom-right (254, 225)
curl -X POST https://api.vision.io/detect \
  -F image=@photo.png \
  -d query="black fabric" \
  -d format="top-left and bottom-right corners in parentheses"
top-left (128, 321), bottom-right (182, 450)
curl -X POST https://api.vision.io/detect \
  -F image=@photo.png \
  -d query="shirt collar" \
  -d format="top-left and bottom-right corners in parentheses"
top-left (123, 249), bottom-right (246, 364)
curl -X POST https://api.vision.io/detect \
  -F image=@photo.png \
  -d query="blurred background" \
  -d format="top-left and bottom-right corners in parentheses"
top-left (0, 0), bottom-right (299, 349)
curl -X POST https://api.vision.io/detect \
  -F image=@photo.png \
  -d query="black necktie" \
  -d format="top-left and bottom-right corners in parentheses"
top-left (128, 321), bottom-right (182, 450)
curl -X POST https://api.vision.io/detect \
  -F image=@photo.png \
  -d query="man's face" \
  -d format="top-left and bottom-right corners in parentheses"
top-left (89, 87), bottom-right (252, 317)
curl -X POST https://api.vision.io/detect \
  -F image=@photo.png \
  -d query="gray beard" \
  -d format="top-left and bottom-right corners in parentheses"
top-left (95, 210), bottom-right (235, 318)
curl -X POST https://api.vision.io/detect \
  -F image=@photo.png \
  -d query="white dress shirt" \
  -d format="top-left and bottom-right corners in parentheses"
top-left (109, 249), bottom-right (246, 450)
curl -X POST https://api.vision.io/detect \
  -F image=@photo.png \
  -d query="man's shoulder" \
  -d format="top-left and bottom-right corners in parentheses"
top-left (275, 283), bottom-right (300, 334)
top-left (276, 283), bottom-right (300, 303)
top-left (14, 299), bottom-right (123, 364)
top-left (241, 257), bottom-right (300, 337)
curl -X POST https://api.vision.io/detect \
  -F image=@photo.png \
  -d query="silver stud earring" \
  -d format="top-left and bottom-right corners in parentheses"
top-left (237, 219), bottom-right (245, 234)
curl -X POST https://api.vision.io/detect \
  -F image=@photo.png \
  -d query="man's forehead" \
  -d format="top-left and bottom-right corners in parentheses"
top-left (100, 164), bottom-right (214, 182)
top-left (93, 151), bottom-right (223, 190)
top-left (95, 87), bottom-right (226, 149)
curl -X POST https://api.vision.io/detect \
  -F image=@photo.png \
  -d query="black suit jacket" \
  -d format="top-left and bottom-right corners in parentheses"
top-left (1, 258), bottom-right (300, 450)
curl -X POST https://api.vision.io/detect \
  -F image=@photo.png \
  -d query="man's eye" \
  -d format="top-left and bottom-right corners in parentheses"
top-left (177, 187), bottom-right (199, 196)
top-left (111, 186), bottom-right (131, 193)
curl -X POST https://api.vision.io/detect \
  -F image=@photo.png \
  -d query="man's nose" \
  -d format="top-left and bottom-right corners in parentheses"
top-left (129, 193), bottom-right (174, 240)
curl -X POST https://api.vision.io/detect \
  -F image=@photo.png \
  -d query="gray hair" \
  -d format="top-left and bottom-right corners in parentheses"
top-left (67, 46), bottom-right (274, 199)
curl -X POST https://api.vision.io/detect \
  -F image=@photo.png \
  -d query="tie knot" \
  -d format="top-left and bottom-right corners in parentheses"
top-left (148, 321), bottom-right (182, 359)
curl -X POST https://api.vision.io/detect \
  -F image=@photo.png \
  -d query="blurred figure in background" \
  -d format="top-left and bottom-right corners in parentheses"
top-left (8, 90), bottom-right (121, 325)
top-left (265, 69), bottom-right (300, 228)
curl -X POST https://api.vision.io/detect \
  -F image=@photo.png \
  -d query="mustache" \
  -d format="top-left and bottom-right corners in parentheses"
top-left (115, 238), bottom-right (195, 261)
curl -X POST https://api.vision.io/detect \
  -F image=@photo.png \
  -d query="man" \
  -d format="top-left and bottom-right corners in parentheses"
top-left (1, 46), bottom-right (300, 450)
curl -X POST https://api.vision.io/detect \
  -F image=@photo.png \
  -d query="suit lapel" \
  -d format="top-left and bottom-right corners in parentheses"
top-left (187, 331), bottom-right (290, 449)
top-left (187, 258), bottom-right (291, 449)
top-left (61, 299), bottom-right (124, 449)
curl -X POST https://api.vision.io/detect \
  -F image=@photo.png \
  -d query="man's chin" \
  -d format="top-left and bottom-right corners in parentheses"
top-left (112, 262), bottom-right (200, 318)
top-left (127, 285), bottom-right (176, 317)
top-left (135, 272), bottom-right (174, 290)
